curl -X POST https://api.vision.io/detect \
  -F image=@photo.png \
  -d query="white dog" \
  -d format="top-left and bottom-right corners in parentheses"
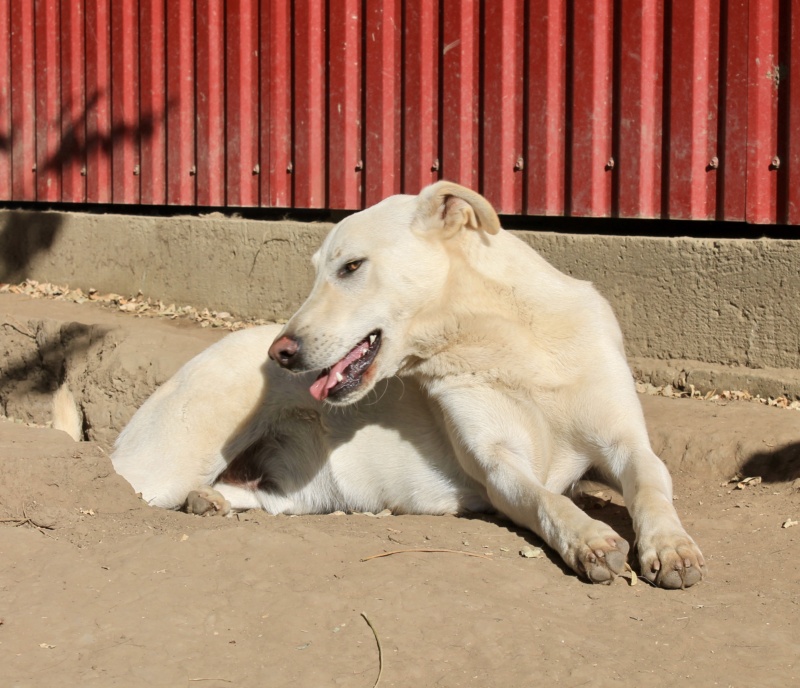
top-left (112, 182), bottom-right (705, 588)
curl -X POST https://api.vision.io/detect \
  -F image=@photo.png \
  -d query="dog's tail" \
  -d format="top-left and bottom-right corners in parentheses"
top-left (52, 384), bottom-right (82, 442)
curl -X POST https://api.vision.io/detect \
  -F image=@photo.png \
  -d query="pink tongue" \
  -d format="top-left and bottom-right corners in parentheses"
top-left (308, 340), bottom-right (369, 401)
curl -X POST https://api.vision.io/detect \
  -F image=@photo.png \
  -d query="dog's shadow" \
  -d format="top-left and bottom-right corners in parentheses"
top-left (461, 485), bottom-right (638, 581)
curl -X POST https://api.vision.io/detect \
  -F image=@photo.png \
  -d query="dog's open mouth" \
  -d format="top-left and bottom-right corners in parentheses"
top-left (309, 331), bottom-right (382, 402)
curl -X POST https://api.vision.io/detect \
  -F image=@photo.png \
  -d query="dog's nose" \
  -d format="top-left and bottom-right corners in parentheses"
top-left (269, 335), bottom-right (301, 368)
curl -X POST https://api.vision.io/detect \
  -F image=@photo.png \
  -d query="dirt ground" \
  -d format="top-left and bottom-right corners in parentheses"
top-left (1, 293), bottom-right (798, 688)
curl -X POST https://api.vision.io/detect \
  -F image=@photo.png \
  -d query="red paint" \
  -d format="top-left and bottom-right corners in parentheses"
top-left (717, 0), bottom-right (749, 221)
top-left (0, 0), bottom-right (798, 224)
top-left (34, 0), bottom-right (61, 202)
top-left (261, 0), bottom-right (292, 208)
top-left (363, 0), bottom-right (401, 206)
top-left (110, 0), bottom-right (140, 204)
top-left (0, 0), bottom-right (13, 200)
top-left (195, 0), bottom-right (225, 207)
top-left (226, 0), bottom-right (259, 207)
top-left (482, 0), bottom-right (524, 213)
top-left (526, 0), bottom-right (566, 216)
top-left (293, 0), bottom-right (326, 207)
top-left (441, 0), bottom-right (479, 191)
top-left (402, 0), bottom-right (439, 194)
top-left (166, 0), bottom-right (195, 205)
top-left (10, 0), bottom-right (35, 200)
top-left (569, 0), bottom-right (614, 217)
top-left (84, 0), bottom-right (112, 204)
top-left (745, 0), bottom-right (779, 224)
top-left (327, 0), bottom-right (363, 209)
top-left (786, 0), bottom-right (800, 225)
top-left (60, 0), bottom-right (87, 204)
top-left (139, 0), bottom-right (166, 205)
top-left (665, 0), bottom-right (720, 220)
top-left (616, 0), bottom-right (663, 219)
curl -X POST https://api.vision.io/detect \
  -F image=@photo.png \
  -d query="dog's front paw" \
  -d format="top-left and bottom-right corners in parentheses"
top-left (575, 535), bottom-right (630, 584)
top-left (185, 486), bottom-right (231, 517)
top-left (638, 532), bottom-right (705, 589)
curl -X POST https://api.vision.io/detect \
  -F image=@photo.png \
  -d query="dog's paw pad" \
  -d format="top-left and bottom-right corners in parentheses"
top-left (185, 486), bottom-right (231, 517)
top-left (639, 534), bottom-right (706, 589)
top-left (578, 536), bottom-right (630, 584)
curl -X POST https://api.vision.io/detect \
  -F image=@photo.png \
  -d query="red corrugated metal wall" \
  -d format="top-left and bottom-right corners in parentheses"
top-left (1, 0), bottom-right (799, 223)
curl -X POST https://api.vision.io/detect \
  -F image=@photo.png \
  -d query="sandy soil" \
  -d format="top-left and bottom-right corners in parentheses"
top-left (1, 293), bottom-right (798, 687)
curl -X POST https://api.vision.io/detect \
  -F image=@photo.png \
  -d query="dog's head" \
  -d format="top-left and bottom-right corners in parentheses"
top-left (268, 181), bottom-right (501, 404)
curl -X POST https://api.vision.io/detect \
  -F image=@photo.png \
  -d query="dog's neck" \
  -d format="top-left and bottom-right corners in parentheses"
top-left (401, 237), bottom-right (533, 372)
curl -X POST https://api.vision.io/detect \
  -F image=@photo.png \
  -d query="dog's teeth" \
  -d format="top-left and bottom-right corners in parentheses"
top-left (336, 372), bottom-right (344, 383)
top-left (369, 334), bottom-right (377, 345)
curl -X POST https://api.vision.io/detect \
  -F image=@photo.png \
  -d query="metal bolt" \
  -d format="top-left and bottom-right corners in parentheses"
top-left (31, 163), bottom-right (37, 172)
top-left (514, 156), bottom-right (524, 171)
top-left (286, 162), bottom-right (293, 173)
top-left (80, 166), bottom-right (87, 177)
top-left (431, 159), bottom-right (440, 172)
top-left (189, 165), bottom-right (197, 176)
top-left (605, 157), bottom-right (615, 170)
top-left (133, 164), bottom-right (140, 176)
top-left (253, 164), bottom-right (260, 175)
top-left (708, 156), bottom-right (719, 169)
top-left (771, 156), bottom-right (781, 169)
top-left (355, 160), bottom-right (364, 171)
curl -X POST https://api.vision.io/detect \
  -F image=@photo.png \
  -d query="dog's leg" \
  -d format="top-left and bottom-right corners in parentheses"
top-left (610, 444), bottom-right (706, 589)
top-left (435, 388), bottom-right (629, 583)
top-left (185, 485), bottom-right (233, 516)
top-left (584, 383), bottom-right (706, 589)
top-left (481, 451), bottom-right (630, 583)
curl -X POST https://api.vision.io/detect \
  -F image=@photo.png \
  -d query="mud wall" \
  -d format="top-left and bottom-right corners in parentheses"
top-left (2, 209), bottom-right (798, 398)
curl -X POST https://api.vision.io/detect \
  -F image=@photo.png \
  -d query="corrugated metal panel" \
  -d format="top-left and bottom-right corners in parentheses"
top-left (0, 0), bottom-right (13, 200)
top-left (195, 0), bottom-right (225, 207)
top-left (60, 0), bottom-right (87, 204)
top-left (526, 0), bottom-right (566, 216)
top-left (10, 0), bottom-right (35, 201)
top-left (167, 0), bottom-right (196, 205)
top-left (260, 0), bottom-right (292, 208)
top-left (363, 0), bottom-right (402, 205)
top-left (225, 0), bottom-right (258, 207)
top-left (293, 0), bottom-right (326, 208)
top-left (139, 0), bottom-right (166, 205)
top-left (787, 0), bottom-right (800, 224)
top-left (84, 0), bottom-right (112, 204)
top-left (110, 0), bottom-right (139, 204)
top-left (1, 0), bottom-right (798, 223)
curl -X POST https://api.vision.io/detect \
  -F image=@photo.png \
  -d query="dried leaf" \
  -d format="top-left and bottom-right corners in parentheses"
top-left (623, 563), bottom-right (638, 586)
top-left (519, 546), bottom-right (544, 559)
top-left (736, 476), bottom-right (762, 489)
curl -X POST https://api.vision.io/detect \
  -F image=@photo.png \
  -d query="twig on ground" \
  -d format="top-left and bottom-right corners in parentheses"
top-left (360, 612), bottom-right (383, 688)
top-left (0, 504), bottom-right (55, 538)
top-left (360, 548), bottom-right (493, 562)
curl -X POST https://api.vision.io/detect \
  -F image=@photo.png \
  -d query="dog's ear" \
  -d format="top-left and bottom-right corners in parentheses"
top-left (415, 181), bottom-right (501, 238)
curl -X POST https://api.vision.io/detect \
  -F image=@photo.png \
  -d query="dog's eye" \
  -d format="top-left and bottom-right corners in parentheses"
top-left (339, 259), bottom-right (364, 276)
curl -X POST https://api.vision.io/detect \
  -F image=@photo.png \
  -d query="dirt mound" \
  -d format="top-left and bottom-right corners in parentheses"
top-left (1, 293), bottom-right (798, 687)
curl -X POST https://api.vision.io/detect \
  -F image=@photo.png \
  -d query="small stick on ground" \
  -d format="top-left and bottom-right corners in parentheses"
top-left (360, 548), bottom-right (493, 562)
top-left (0, 504), bottom-right (56, 538)
top-left (360, 612), bottom-right (383, 688)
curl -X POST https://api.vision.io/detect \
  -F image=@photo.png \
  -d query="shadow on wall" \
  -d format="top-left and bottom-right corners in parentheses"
top-left (0, 89), bottom-right (172, 281)
top-left (0, 211), bottom-right (63, 283)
